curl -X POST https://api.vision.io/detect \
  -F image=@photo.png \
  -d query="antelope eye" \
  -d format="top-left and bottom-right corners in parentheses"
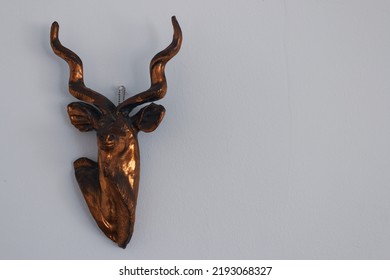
top-left (106, 134), bottom-right (116, 142)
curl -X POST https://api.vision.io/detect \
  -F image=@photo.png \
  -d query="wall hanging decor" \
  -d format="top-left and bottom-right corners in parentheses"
top-left (50, 16), bottom-right (182, 248)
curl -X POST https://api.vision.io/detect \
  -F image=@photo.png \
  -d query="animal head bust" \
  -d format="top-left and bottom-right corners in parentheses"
top-left (50, 17), bottom-right (182, 248)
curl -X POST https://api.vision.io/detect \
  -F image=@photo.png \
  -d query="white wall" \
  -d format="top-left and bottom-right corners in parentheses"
top-left (1, 0), bottom-right (390, 259)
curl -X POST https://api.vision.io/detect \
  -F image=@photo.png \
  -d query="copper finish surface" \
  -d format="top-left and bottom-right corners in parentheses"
top-left (50, 17), bottom-right (182, 248)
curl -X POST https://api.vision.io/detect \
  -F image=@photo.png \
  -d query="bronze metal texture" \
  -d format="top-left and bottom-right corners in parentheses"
top-left (50, 17), bottom-right (182, 248)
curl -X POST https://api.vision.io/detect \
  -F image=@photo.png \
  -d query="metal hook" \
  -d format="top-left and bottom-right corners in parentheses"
top-left (117, 85), bottom-right (126, 105)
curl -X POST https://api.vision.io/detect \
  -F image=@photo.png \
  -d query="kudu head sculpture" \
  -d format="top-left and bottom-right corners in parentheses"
top-left (50, 17), bottom-right (182, 248)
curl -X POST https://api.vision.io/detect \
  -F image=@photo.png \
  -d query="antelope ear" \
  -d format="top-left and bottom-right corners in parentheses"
top-left (67, 102), bottom-right (102, 132)
top-left (132, 103), bottom-right (165, 133)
